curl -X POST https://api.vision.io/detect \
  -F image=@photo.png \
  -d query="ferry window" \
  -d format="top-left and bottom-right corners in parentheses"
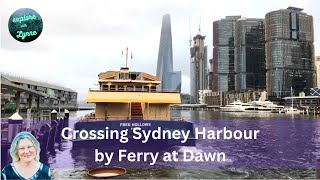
top-left (136, 86), bottom-right (142, 91)
top-left (130, 74), bottom-right (137, 80)
top-left (151, 86), bottom-right (156, 92)
top-left (127, 86), bottom-right (133, 91)
top-left (102, 85), bottom-right (108, 90)
top-left (118, 85), bottom-right (124, 91)
top-left (145, 86), bottom-right (150, 92)
top-left (110, 85), bottom-right (116, 91)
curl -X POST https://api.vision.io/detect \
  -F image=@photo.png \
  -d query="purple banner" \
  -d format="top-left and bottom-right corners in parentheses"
top-left (1, 119), bottom-right (320, 169)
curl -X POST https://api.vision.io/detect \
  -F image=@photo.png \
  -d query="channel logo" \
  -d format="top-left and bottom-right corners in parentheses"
top-left (8, 8), bottom-right (43, 43)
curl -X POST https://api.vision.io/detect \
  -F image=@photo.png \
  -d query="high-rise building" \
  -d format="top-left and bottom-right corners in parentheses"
top-left (190, 34), bottom-right (207, 103)
top-left (316, 56), bottom-right (320, 87)
top-left (212, 16), bottom-right (241, 92)
top-left (156, 14), bottom-right (181, 92)
top-left (235, 18), bottom-right (265, 91)
top-left (265, 7), bottom-right (315, 98)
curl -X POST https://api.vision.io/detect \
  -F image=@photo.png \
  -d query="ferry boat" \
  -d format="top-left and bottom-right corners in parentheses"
top-left (72, 66), bottom-right (195, 147)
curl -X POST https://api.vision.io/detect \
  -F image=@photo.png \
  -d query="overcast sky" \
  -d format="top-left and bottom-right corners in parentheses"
top-left (1, 0), bottom-right (319, 101)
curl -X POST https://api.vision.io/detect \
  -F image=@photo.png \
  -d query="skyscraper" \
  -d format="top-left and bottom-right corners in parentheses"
top-left (316, 56), bottom-right (320, 87)
top-left (234, 18), bottom-right (265, 91)
top-left (190, 34), bottom-right (207, 103)
top-left (265, 7), bottom-right (315, 98)
top-left (156, 14), bottom-right (181, 92)
top-left (212, 16), bottom-right (241, 92)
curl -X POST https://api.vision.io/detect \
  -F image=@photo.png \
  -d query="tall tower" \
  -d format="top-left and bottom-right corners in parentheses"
top-left (265, 7), bottom-right (315, 98)
top-left (156, 14), bottom-right (181, 92)
top-left (234, 18), bottom-right (265, 91)
top-left (212, 16), bottom-right (241, 92)
top-left (190, 34), bottom-right (207, 103)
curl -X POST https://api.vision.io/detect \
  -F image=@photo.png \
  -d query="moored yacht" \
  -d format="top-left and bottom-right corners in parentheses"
top-left (250, 100), bottom-right (284, 112)
top-left (283, 107), bottom-right (303, 114)
top-left (221, 100), bottom-right (284, 112)
top-left (220, 100), bottom-right (258, 112)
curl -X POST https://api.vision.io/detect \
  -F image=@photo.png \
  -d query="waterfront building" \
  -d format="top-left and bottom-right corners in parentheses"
top-left (1, 74), bottom-right (77, 111)
top-left (234, 18), bottom-right (265, 91)
top-left (212, 16), bottom-right (241, 92)
top-left (190, 34), bottom-right (208, 103)
top-left (265, 7), bottom-right (315, 98)
top-left (199, 90), bottom-right (212, 105)
top-left (203, 90), bottom-right (263, 106)
top-left (316, 56), bottom-right (320, 87)
top-left (283, 96), bottom-right (320, 108)
top-left (156, 14), bottom-right (181, 92)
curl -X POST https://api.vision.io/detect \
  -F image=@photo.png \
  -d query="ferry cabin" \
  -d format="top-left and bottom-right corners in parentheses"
top-left (86, 67), bottom-right (181, 120)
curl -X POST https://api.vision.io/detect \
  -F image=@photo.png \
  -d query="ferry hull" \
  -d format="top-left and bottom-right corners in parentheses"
top-left (71, 120), bottom-right (195, 148)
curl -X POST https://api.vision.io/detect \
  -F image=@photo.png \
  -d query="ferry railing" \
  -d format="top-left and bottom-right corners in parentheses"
top-left (80, 116), bottom-right (130, 121)
top-left (89, 88), bottom-right (179, 93)
top-left (79, 115), bottom-right (183, 121)
top-left (38, 104), bottom-right (77, 109)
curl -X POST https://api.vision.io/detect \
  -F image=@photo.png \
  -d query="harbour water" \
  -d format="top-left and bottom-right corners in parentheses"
top-left (42, 110), bottom-right (320, 179)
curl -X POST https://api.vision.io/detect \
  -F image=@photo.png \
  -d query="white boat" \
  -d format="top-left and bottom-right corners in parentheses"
top-left (282, 87), bottom-right (302, 114)
top-left (220, 100), bottom-right (258, 112)
top-left (283, 107), bottom-right (303, 114)
top-left (250, 100), bottom-right (284, 112)
top-left (221, 99), bottom-right (285, 113)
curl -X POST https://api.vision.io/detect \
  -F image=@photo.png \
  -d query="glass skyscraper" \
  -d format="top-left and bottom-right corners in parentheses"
top-left (212, 16), bottom-right (241, 92)
top-left (234, 18), bottom-right (265, 91)
top-left (265, 7), bottom-right (315, 98)
top-left (156, 14), bottom-right (181, 92)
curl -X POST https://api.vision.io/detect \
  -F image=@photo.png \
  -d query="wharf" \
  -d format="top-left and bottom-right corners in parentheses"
top-left (171, 104), bottom-right (220, 111)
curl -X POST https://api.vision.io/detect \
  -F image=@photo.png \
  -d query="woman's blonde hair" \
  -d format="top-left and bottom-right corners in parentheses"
top-left (9, 131), bottom-right (41, 162)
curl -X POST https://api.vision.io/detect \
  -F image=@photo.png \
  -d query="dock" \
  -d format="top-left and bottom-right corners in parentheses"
top-left (171, 104), bottom-right (220, 111)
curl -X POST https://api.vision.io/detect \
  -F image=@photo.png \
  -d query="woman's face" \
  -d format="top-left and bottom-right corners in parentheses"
top-left (17, 138), bottom-right (37, 163)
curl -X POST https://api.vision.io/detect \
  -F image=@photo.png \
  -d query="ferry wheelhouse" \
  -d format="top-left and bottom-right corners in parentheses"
top-left (86, 67), bottom-right (180, 120)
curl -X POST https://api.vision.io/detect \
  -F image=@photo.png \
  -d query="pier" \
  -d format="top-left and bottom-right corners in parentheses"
top-left (171, 104), bottom-right (220, 111)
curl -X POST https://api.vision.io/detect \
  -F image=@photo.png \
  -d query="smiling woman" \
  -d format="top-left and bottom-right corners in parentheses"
top-left (1, 132), bottom-right (51, 180)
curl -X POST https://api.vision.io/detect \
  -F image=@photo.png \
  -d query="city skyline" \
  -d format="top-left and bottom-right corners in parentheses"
top-left (1, 0), bottom-right (319, 100)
